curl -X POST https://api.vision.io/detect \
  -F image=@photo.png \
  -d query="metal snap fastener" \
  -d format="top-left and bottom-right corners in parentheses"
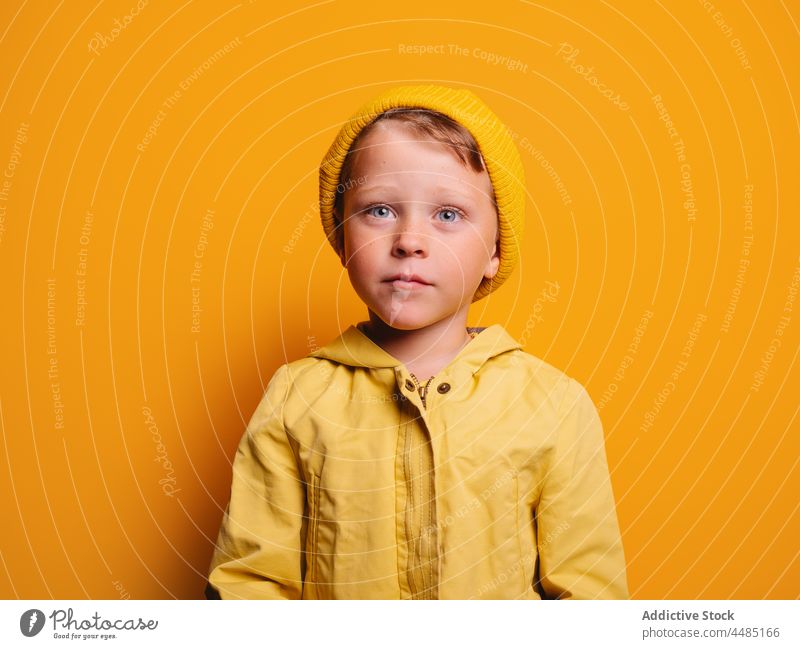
top-left (437, 383), bottom-right (451, 393)
top-left (405, 379), bottom-right (415, 391)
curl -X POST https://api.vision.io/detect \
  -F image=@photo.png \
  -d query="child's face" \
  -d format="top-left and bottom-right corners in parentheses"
top-left (337, 120), bottom-right (500, 330)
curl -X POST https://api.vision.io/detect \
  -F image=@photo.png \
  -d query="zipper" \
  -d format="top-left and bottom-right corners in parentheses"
top-left (408, 372), bottom-right (434, 409)
top-left (406, 331), bottom-right (476, 409)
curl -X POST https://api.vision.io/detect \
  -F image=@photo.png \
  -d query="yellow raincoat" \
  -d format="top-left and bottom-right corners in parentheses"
top-left (206, 323), bottom-right (628, 599)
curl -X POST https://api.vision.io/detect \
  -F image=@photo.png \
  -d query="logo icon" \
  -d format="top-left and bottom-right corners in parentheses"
top-left (20, 609), bottom-right (45, 637)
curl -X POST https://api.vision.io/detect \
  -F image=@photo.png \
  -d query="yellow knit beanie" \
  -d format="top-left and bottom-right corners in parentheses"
top-left (319, 84), bottom-right (525, 302)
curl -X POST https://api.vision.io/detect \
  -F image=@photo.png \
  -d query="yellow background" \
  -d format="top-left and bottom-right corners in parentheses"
top-left (1, 0), bottom-right (797, 599)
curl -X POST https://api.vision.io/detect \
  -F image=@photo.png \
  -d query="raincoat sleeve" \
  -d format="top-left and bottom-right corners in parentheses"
top-left (535, 379), bottom-right (629, 599)
top-left (206, 364), bottom-right (307, 599)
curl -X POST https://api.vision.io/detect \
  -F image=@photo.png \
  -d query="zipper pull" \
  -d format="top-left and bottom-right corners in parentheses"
top-left (419, 376), bottom-right (434, 409)
top-left (409, 373), bottom-right (434, 409)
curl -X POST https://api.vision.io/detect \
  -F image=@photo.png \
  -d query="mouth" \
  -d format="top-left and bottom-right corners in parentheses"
top-left (386, 279), bottom-right (431, 290)
top-left (383, 273), bottom-right (433, 289)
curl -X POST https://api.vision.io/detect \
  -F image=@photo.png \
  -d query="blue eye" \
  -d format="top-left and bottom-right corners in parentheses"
top-left (367, 205), bottom-right (392, 219)
top-left (437, 208), bottom-right (461, 222)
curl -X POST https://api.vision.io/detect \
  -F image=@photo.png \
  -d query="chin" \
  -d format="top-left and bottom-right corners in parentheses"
top-left (371, 304), bottom-right (438, 331)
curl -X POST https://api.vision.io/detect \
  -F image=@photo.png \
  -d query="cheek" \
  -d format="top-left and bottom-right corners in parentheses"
top-left (344, 232), bottom-right (384, 275)
top-left (346, 230), bottom-right (380, 258)
top-left (457, 233), bottom-right (496, 277)
top-left (457, 228), bottom-right (495, 260)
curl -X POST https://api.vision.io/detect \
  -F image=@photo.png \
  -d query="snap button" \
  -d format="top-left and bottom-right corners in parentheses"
top-left (437, 382), bottom-right (451, 393)
top-left (404, 379), bottom-right (415, 391)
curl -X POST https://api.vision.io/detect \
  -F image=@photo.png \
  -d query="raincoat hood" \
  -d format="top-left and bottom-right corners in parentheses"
top-left (308, 322), bottom-right (522, 372)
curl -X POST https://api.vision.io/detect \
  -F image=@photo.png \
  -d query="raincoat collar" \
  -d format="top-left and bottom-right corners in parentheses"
top-left (308, 321), bottom-right (522, 374)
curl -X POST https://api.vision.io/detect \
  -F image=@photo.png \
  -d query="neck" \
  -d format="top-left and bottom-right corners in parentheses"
top-left (360, 308), bottom-right (473, 374)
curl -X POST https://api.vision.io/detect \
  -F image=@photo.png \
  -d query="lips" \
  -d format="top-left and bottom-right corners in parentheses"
top-left (387, 279), bottom-right (430, 291)
top-left (384, 272), bottom-right (432, 286)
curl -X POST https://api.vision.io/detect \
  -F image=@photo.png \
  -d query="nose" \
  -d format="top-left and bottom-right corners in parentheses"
top-left (391, 210), bottom-right (429, 258)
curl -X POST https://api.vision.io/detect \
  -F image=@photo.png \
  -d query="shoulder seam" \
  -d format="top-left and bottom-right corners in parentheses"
top-left (274, 363), bottom-right (291, 436)
top-left (558, 377), bottom-right (582, 415)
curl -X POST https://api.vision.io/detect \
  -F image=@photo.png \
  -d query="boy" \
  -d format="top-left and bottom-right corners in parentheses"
top-left (206, 85), bottom-right (629, 599)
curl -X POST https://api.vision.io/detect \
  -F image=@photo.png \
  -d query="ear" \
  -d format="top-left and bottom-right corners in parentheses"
top-left (484, 238), bottom-right (500, 279)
